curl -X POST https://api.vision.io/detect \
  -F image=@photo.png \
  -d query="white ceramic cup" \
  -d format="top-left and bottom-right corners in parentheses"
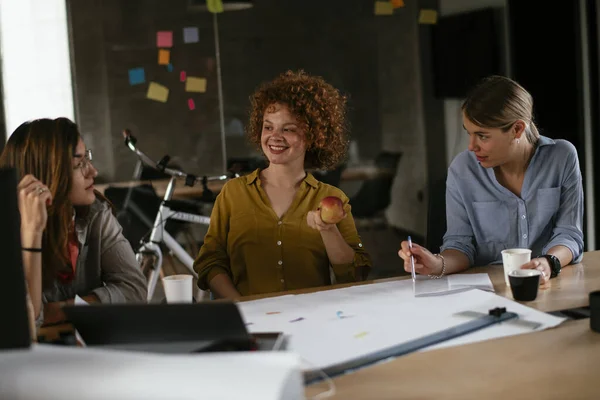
top-left (162, 274), bottom-right (193, 303)
top-left (501, 248), bottom-right (532, 286)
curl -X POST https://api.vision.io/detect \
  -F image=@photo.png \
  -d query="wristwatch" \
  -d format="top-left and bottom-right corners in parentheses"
top-left (540, 254), bottom-right (561, 278)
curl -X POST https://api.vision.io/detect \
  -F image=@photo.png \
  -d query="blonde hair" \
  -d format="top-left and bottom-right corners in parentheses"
top-left (462, 75), bottom-right (540, 144)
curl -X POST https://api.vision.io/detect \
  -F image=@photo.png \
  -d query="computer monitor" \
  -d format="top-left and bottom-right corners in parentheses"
top-left (0, 167), bottom-right (31, 349)
top-left (63, 302), bottom-right (254, 353)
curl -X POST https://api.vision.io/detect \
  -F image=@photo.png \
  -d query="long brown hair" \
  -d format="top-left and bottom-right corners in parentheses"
top-left (0, 118), bottom-right (80, 288)
top-left (462, 75), bottom-right (540, 145)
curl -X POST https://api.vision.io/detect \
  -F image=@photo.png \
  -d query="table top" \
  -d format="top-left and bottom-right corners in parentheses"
top-left (37, 251), bottom-right (600, 398)
top-left (305, 318), bottom-right (600, 399)
top-left (39, 251), bottom-right (600, 341)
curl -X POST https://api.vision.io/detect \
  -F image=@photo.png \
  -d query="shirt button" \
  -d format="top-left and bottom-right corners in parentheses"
top-left (277, 241), bottom-right (282, 246)
top-left (278, 260), bottom-right (283, 265)
top-left (521, 215), bottom-right (526, 219)
top-left (522, 234), bottom-right (528, 239)
top-left (278, 221), bottom-right (282, 225)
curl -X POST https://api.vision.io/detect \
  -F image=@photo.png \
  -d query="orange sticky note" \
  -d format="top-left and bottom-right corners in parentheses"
top-left (391, 0), bottom-right (405, 8)
top-left (147, 82), bottom-right (169, 103)
top-left (374, 1), bottom-right (393, 15)
top-left (185, 76), bottom-right (207, 93)
top-left (418, 9), bottom-right (438, 24)
top-left (158, 49), bottom-right (170, 65)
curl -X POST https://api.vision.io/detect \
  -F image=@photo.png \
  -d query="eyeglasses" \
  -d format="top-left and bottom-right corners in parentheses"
top-left (74, 149), bottom-right (93, 177)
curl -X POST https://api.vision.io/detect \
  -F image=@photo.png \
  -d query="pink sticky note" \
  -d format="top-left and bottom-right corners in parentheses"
top-left (157, 31), bottom-right (173, 48)
top-left (188, 98), bottom-right (196, 110)
top-left (180, 71), bottom-right (187, 82)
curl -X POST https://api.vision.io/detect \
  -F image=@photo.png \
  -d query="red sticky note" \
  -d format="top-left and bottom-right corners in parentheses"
top-left (180, 71), bottom-right (187, 82)
top-left (188, 98), bottom-right (196, 110)
top-left (156, 31), bottom-right (173, 48)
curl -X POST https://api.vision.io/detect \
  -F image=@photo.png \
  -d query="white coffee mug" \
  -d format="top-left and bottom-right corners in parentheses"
top-left (501, 248), bottom-right (532, 286)
top-left (162, 274), bottom-right (193, 303)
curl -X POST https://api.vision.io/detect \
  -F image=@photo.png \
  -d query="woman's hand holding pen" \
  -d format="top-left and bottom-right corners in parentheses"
top-left (398, 241), bottom-right (443, 276)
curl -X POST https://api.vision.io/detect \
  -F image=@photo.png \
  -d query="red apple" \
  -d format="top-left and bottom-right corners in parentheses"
top-left (319, 196), bottom-right (345, 224)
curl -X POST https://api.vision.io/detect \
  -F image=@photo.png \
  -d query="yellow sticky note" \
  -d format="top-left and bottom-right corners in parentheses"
top-left (418, 9), bottom-right (438, 24)
top-left (391, 0), bottom-right (404, 8)
top-left (374, 1), bottom-right (393, 15)
top-left (158, 49), bottom-right (170, 66)
top-left (207, 0), bottom-right (223, 13)
top-left (185, 77), bottom-right (207, 93)
top-left (147, 82), bottom-right (169, 103)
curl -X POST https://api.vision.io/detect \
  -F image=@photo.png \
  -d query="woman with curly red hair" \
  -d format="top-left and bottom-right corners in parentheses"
top-left (194, 70), bottom-right (372, 299)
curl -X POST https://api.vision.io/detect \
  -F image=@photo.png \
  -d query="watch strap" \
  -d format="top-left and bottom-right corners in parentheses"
top-left (541, 254), bottom-right (561, 278)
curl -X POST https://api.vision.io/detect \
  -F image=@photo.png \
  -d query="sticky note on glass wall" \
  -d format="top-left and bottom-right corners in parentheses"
top-left (147, 82), bottom-right (169, 103)
top-left (185, 77), bottom-right (207, 93)
top-left (188, 99), bottom-right (196, 110)
top-left (183, 27), bottom-right (199, 43)
top-left (157, 31), bottom-right (173, 48)
top-left (158, 49), bottom-right (170, 65)
top-left (128, 67), bottom-right (145, 85)
top-left (207, 0), bottom-right (223, 13)
top-left (374, 1), bottom-right (394, 15)
top-left (418, 9), bottom-right (438, 24)
top-left (391, 0), bottom-right (405, 8)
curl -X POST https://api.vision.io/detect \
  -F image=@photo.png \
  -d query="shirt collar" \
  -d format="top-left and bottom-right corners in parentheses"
top-left (245, 168), bottom-right (319, 189)
top-left (536, 135), bottom-right (555, 147)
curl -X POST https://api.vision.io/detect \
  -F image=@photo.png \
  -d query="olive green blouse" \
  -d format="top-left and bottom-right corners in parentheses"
top-left (194, 169), bottom-right (372, 296)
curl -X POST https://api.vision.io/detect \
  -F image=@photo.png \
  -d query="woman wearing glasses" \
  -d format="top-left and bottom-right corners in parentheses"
top-left (0, 118), bottom-right (147, 327)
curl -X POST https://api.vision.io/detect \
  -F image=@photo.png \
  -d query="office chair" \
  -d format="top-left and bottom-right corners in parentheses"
top-left (350, 152), bottom-right (401, 229)
top-left (425, 173), bottom-right (447, 254)
top-left (312, 163), bottom-right (347, 188)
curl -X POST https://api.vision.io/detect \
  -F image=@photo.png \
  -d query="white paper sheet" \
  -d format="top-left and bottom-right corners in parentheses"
top-left (0, 345), bottom-right (303, 400)
top-left (414, 273), bottom-right (495, 296)
top-left (238, 279), bottom-right (564, 371)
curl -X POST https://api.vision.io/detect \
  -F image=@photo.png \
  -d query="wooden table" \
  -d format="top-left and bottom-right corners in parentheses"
top-left (38, 252), bottom-right (600, 398)
top-left (94, 165), bottom-right (395, 200)
top-left (306, 318), bottom-right (599, 399)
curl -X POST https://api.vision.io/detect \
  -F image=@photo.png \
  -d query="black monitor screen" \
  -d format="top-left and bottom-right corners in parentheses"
top-left (0, 167), bottom-right (31, 349)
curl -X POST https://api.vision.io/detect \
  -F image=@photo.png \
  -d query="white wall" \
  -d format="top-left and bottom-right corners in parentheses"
top-left (0, 0), bottom-right (74, 138)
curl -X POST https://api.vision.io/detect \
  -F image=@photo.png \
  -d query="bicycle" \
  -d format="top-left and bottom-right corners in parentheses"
top-left (119, 129), bottom-right (236, 301)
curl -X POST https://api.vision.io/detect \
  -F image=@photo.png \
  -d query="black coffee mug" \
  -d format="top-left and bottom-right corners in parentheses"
top-left (591, 291), bottom-right (600, 333)
top-left (508, 269), bottom-right (541, 301)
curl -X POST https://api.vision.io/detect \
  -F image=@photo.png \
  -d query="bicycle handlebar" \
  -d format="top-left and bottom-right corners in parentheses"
top-left (122, 129), bottom-right (237, 186)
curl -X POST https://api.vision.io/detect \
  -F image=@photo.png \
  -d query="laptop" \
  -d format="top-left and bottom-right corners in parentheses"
top-left (0, 168), bottom-right (31, 349)
top-left (63, 302), bottom-right (258, 353)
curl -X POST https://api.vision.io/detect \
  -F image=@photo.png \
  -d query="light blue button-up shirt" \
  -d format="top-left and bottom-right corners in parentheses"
top-left (441, 136), bottom-right (584, 267)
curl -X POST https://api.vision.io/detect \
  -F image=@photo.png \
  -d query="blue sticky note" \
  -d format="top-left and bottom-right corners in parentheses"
top-left (183, 27), bottom-right (199, 44)
top-left (128, 68), bottom-right (145, 85)
top-left (167, 63), bottom-right (173, 72)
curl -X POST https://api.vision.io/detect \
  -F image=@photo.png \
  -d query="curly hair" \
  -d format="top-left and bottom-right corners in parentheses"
top-left (247, 70), bottom-right (349, 170)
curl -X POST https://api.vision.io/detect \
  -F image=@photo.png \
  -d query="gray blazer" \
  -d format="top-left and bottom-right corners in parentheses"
top-left (42, 198), bottom-right (147, 305)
